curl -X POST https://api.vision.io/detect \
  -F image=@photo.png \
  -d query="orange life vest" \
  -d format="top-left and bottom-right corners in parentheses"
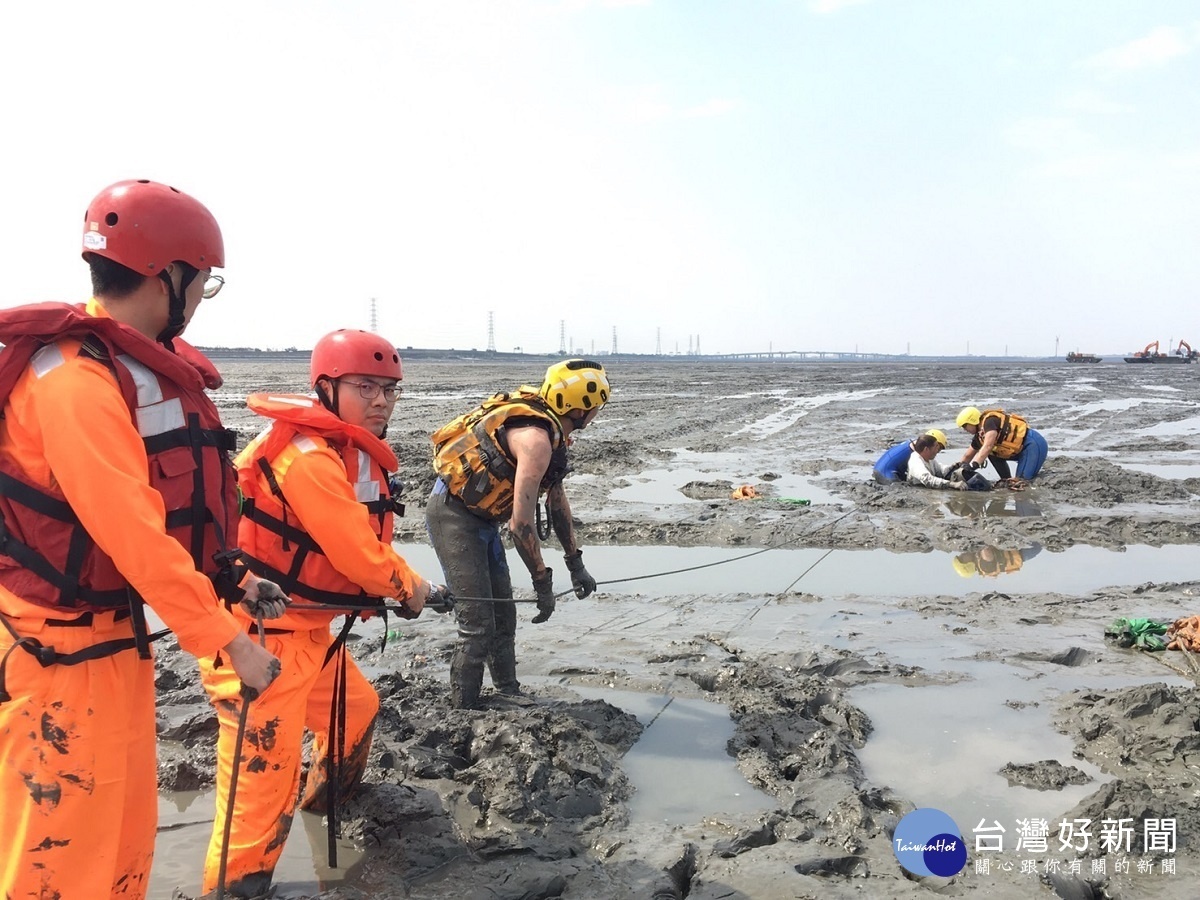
top-left (236, 393), bottom-right (400, 608)
top-left (977, 549), bottom-right (1023, 577)
top-left (431, 388), bottom-right (567, 522)
top-left (0, 303), bottom-right (240, 613)
top-left (977, 409), bottom-right (1029, 459)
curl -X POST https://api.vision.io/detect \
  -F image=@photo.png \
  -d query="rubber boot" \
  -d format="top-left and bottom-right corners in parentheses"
top-left (487, 637), bottom-right (522, 696)
top-left (450, 645), bottom-right (485, 710)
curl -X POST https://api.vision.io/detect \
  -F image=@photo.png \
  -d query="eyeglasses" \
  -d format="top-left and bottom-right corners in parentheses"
top-left (340, 379), bottom-right (402, 401)
top-left (202, 273), bottom-right (225, 299)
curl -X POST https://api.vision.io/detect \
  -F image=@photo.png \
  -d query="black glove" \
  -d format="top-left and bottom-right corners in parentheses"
top-left (964, 460), bottom-right (980, 473)
top-left (531, 569), bottom-right (556, 624)
top-left (564, 550), bottom-right (597, 599)
top-left (393, 599), bottom-right (420, 620)
top-left (426, 584), bottom-right (455, 614)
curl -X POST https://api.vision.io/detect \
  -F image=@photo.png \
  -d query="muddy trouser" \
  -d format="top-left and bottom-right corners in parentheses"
top-left (1014, 429), bottom-right (1048, 480)
top-left (200, 624), bottom-right (379, 897)
top-left (425, 479), bottom-right (516, 709)
top-left (0, 611), bottom-right (157, 899)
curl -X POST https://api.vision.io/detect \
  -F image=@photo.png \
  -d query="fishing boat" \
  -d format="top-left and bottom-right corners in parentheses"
top-left (1065, 352), bottom-right (1101, 363)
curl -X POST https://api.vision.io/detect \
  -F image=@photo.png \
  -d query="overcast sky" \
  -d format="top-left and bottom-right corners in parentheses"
top-left (2, 1), bottom-right (1197, 358)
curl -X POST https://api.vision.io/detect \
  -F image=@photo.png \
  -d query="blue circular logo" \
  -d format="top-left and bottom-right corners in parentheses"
top-left (892, 808), bottom-right (967, 877)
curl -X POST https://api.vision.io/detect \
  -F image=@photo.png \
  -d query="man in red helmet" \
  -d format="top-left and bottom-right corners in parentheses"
top-left (198, 329), bottom-right (451, 897)
top-left (0, 180), bottom-right (282, 899)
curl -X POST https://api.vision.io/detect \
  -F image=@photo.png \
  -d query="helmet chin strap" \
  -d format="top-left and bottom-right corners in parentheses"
top-left (156, 264), bottom-right (198, 349)
top-left (316, 379), bottom-right (340, 417)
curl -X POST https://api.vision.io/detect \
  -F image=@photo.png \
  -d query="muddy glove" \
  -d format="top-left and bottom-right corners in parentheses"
top-left (963, 460), bottom-right (980, 474)
top-left (426, 584), bottom-right (455, 614)
top-left (239, 576), bottom-right (289, 619)
top-left (564, 550), bottom-right (597, 599)
top-left (531, 569), bottom-right (556, 624)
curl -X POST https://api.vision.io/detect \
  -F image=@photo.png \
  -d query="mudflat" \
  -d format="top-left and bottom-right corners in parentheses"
top-left (155, 359), bottom-right (1200, 899)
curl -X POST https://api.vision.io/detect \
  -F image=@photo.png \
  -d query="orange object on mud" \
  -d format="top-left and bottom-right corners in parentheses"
top-left (730, 485), bottom-right (759, 499)
top-left (1167, 616), bottom-right (1200, 653)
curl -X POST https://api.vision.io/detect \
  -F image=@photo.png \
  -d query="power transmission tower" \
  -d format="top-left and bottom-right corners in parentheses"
top-left (656, 327), bottom-right (661, 356)
top-left (559, 321), bottom-right (566, 355)
top-left (611, 327), bottom-right (618, 355)
top-left (487, 311), bottom-right (496, 352)
top-left (696, 335), bottom-right (701, 355)
top-left (369, 298), bottom-right (378, 332)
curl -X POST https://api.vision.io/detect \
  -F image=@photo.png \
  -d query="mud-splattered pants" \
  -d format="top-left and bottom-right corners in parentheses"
top-left (199, 623), bottom-right (379, 896)
top-left (0, 611), bottom-right (156, 899)
top-left (425, 481), bottom-right (518, 708)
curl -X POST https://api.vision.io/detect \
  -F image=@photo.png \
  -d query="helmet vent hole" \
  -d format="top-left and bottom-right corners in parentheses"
top-left (586, 382), bottom-right (597, 393)
top-left (373, 352), bottom-right (383, 361)
top-left (582, 396), bottom-right (592, 409)
top-left (105, 213), bottom-right (119, 227)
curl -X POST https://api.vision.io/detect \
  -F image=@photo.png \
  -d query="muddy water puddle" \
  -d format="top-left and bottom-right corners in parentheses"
top-left (566, 686), bottom-right (775, 825)
top-left (400, 541), bottom-right (1200, 600)
top-left (152, 793), bottom-right (364, 899)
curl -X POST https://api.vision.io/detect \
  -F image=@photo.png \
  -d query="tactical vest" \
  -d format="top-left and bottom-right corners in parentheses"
top-left (431, 389), bottom-right (567, 522)
top-left (976, 409), bottom-right (1029, 459)
top-left (0, 303), bottom-right (240, 613)
top-left (236, 394), bottom-right (400, 608)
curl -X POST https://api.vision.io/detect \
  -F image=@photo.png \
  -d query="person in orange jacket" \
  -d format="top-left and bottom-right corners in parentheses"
top-left (0, 180), bottom-right (283, 900)
top-left (198, 329), bottom-right (451, 898)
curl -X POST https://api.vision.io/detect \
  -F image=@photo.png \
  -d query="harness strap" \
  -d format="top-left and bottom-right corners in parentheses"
top-left (0, 510), bottom-right (129, 609)
top-left (322, 614), bottom-right (356, 870)
top-left (240, 552), bottom-right (383, 609)
top-left (0, 609), bottom-right (167, 703)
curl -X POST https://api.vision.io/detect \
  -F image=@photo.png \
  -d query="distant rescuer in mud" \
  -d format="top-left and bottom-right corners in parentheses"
top-left (956, 406), bottom-right (1048, 483)
top-left (0, 179), bottom-right (282, 899)
top-left (197, 329), bottom-right (452, 897)
top-left (427, 359), bottom-right (610, 709)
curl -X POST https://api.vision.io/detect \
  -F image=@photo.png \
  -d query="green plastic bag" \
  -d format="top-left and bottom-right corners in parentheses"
top-left (1104, 617), bottom-right (1169, 652)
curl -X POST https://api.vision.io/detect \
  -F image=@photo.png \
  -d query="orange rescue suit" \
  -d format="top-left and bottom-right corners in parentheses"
top-left (0, 300), bottom-right (243, 900)
top-left (200, 393), bottom-right (419, 896)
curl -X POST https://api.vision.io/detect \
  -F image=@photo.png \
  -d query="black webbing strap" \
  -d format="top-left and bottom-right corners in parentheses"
top-left (241, 553), bottom-right (381, 609)
top-left (324, 621), bottom-right (353, 870)
top-left (0, 609), bottom-right (168, 703)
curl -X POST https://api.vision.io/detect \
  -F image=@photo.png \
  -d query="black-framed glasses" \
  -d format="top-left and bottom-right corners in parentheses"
top-left (340, 379), bottom-right (402, 401)
top-left (202, 273), bottom-right (225, 299)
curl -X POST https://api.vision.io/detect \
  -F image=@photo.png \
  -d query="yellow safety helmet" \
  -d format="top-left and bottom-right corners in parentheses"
top-left (951, 555), bottom-right (978, 578)
top-left (541, 359), bottom-right (611, 414)
top-left (956, 406), bottom-right (982, 428)
top-left (924, 428), bottom-right (948, 449)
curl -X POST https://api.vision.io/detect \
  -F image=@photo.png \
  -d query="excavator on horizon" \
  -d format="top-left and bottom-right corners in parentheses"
top-left (1125, 340), bottom-right (1197, 364)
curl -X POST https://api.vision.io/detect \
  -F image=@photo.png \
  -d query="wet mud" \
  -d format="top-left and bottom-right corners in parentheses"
top-left (155, 360), bottom-right (1200, 898)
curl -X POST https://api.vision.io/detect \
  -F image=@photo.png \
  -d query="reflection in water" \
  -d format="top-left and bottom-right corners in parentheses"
top-left (944, 493), bottom-right (1042, 519)
top-left (952, 544), bottom-right (1042, 579)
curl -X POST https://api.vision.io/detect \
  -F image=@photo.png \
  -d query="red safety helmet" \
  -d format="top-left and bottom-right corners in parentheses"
top-left (310, 330), bottom-right (403, 387)
top-left (82, 179), bottom-right (224, 273)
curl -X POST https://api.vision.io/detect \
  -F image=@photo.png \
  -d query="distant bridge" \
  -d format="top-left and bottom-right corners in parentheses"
top-left (713, 350), bottom-right (910, 362)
